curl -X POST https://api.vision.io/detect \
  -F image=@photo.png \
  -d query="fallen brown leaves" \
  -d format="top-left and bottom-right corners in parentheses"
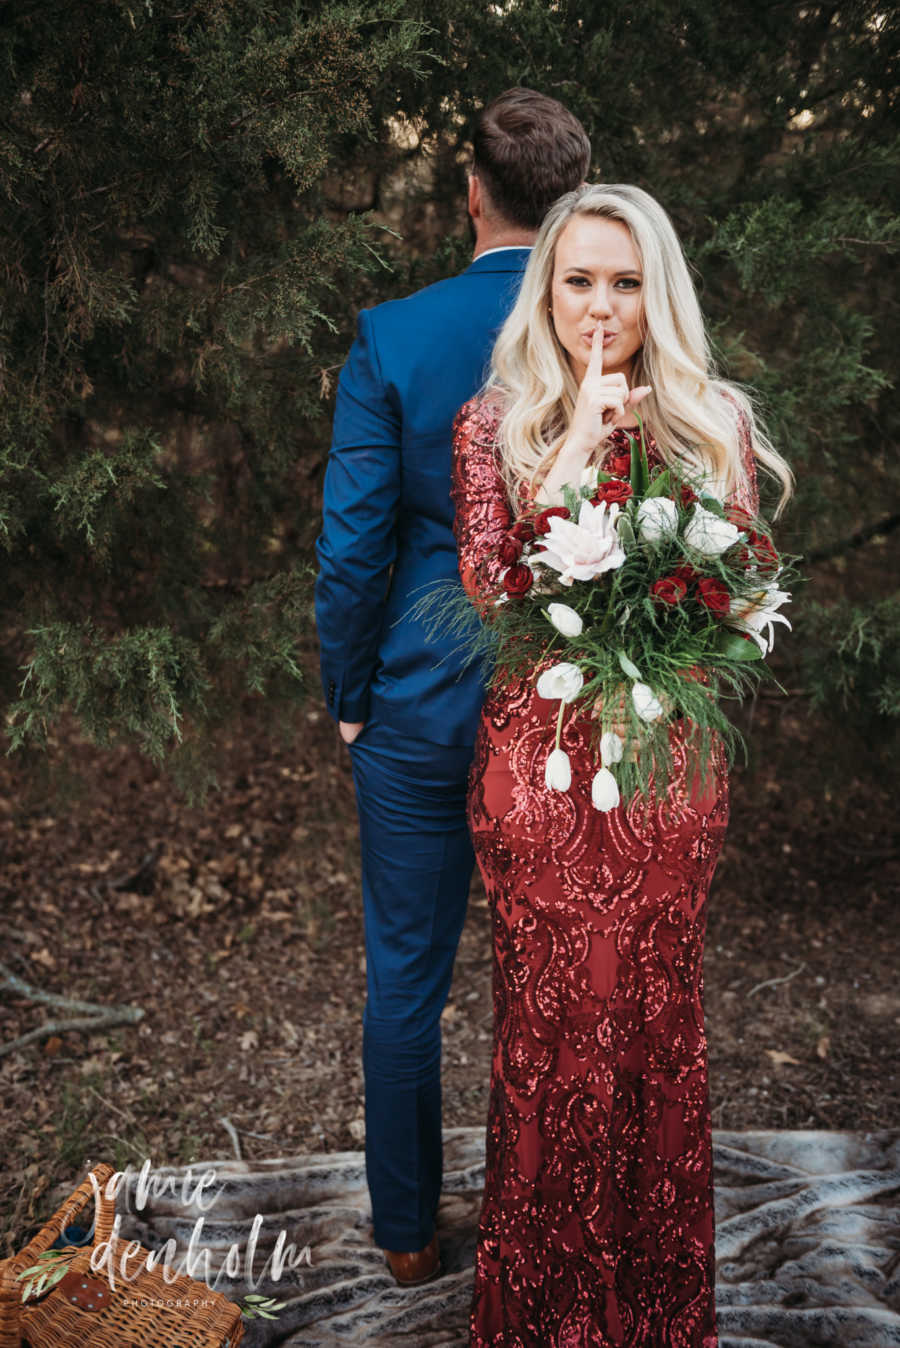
top-left (1, 680), bottom-right (898, 1259)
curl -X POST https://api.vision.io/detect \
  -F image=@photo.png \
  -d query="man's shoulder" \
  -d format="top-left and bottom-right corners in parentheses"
top-left (368, 266), bottom-right (491, 325)
top-left (366, 252), bottom-right (529, 330)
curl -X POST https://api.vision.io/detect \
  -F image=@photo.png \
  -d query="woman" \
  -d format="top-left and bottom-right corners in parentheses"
top-left (451, 184), bottom-right (792, 1347)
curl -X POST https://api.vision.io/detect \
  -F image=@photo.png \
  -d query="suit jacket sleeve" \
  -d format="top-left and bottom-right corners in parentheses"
top-left (314, 308), bottom-right (401, 723)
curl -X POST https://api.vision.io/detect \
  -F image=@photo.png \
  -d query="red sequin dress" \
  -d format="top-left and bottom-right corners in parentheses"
top-left (451, 397), bottom-right (758, 1348)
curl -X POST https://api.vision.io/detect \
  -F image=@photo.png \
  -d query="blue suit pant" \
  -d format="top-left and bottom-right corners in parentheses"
top-left (348, 717), bottom-right (474, 1250)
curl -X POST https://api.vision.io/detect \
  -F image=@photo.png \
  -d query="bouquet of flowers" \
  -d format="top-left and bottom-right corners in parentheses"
top-left (415, 415), bottom-right (795, 810)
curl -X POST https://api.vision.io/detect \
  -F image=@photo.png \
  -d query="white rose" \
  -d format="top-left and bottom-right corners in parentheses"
top-left (684, 503), bottom-right (742, 557)
top-left (536, 662), bottom-right (584, 704)
top-left (632, 681), bottom-right (665, 722)
top-left (591, 767), bottom-right (620, 812)
top-left (600, 731), bottom-right (624, 766)
top-left (636, 497), bottom-right (678, 544)
top-left (545, 748), bottom-right (572, 791)
top-left (546, 603), bottom-right (583, 638)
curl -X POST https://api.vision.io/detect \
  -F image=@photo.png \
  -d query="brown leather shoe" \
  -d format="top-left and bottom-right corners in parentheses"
top-left (384, 1232), bottom-right (441, 1286)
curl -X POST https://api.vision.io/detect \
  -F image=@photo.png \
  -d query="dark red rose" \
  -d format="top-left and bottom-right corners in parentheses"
top-left (737, 531), bottom-right (779, 575)
top-left (534, 505), bottom-right (570, 535)
top-left (650, 576), bottom-right (688, 606)
top-left (749, 533), bottom-right (779, 574)
top-left (592, 479), bottom-right (633, 507)
top-left (726, 504), bottom-right (756, 530)
top-left (696, 577), bottom-right (731, 618)
top-left (510, 518), bottom-right (536, 543)
top-left (671, 564), bottom-right (698, 585)
top-left (502, 562), bottom-right (534, 597)
top-left (498, 535), bottom-right (523, 566)
top-left (680, 483), bottom-right (699, 507)
top-left (604, 451), bottom-right (632, 478)
top-left (682, 664), bottom-right (710, 685)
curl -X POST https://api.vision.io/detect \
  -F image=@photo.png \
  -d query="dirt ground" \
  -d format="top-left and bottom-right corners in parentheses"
top-left (1, 648), bottom-right (898, 1255)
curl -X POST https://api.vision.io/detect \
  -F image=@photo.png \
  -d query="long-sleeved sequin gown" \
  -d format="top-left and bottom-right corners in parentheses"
top-left (451, 397), bottom-right (759, 1348)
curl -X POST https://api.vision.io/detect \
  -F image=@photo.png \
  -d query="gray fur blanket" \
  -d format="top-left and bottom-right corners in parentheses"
top-left (116, 1128), bottom-right (900, 1346)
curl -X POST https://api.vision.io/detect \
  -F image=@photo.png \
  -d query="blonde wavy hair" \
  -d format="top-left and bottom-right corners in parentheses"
top-left (486, 183), bottom-right (793, 513)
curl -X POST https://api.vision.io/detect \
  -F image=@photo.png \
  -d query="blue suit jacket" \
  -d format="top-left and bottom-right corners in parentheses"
top-left (314, 248), bottom-right (530, 746)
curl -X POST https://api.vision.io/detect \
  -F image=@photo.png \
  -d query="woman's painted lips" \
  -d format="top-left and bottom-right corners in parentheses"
top-left (582, 328), bottom-right (618, 345)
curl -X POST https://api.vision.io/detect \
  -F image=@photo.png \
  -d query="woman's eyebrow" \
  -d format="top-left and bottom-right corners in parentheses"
top-left (561, 265), bottom-right (642, 276)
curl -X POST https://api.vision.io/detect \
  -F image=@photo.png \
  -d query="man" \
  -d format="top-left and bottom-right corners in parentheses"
top-left (314, 88), bottom-right (591, 1285)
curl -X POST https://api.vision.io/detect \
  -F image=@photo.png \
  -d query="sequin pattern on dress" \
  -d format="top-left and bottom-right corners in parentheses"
top-left (451, 395), bottom-right (759, 1347)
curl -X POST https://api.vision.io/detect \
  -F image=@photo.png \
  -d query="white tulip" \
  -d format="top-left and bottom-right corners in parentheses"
top-left (580, 464), bottom-right (601, 493)
top-left (591, 767), bottom-right (620, 812)
top-left (684, 503), bottom-right (742, 557)
top-left (536, 662), bottom-right (584, 704)
top-left (636, 497), bottom-right (678, 544)
top-left (545, 748), bottom-right (572, 791)
top-left (546, 603), bottom-right (583, 638)
top-left (600, 731), bottom-right (624, 766)
top-left (632, 681), bottom-right (665, 722)
top-left (534, 499), bottom-right (626, 584)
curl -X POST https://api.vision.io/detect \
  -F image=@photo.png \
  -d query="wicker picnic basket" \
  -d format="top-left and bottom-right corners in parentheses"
top-left (0, 1162), bottom-right (244, 1347)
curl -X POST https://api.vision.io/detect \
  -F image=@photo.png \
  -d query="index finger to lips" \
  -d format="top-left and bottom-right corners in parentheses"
top-left (588, 322), bottom-right (604, 373)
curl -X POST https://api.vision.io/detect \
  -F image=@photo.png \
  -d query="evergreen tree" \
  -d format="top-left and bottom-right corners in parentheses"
top-left (2, 0), bottom-right (897, 788)
top-left (1, 0), bottom-right (432, 785)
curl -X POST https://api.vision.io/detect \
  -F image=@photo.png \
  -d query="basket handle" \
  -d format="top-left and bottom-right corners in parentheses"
top-left (25, 1163), bottom-right (118, 1262)
top-left (1, 1162), bottom-right (118, 1341)
top-left (82, 1162), bottom-right (119, 1245)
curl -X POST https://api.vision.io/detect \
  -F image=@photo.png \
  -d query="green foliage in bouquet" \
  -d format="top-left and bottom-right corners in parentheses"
top-left (414, 418), bottom-right (798, 805)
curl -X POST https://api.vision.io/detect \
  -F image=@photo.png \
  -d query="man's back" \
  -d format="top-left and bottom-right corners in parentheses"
top-left (315, 247), bottom-right (530, 746)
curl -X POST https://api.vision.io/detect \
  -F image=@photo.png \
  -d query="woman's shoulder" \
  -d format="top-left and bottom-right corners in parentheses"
top-left (454, 389), bottom-right (507, 441)
top-left (714, 382), bottom-right (751, 433)
top-left (712, 382), bottom-right (759, 511)
top-left (451, 390), bottom-right (509, 504)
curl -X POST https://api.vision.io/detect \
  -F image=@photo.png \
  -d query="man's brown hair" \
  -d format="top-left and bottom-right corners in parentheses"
top-left (472, 88), bottom-right (591, 231)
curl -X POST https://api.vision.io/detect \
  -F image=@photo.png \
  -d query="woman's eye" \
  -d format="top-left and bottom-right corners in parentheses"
top-left (564, 276), bottom-right (589, 287)
top-left (616, 278), bottom-right (641, 290)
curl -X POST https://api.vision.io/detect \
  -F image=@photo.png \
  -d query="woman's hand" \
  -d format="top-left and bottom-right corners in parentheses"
top-left (592, 690), bottom-right (638, 761)
top-left (592, 686), bottom-right (675, 762)
top-left (537, 327), bottom-right (651, 503)
top-left (568, 326), bottom-right (651, 457)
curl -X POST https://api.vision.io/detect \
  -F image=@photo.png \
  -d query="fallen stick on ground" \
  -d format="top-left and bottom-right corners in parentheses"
top-left (0, 960), bottom-right (145, 1057)
top-left (747, 962), bottom-right (806, 998)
